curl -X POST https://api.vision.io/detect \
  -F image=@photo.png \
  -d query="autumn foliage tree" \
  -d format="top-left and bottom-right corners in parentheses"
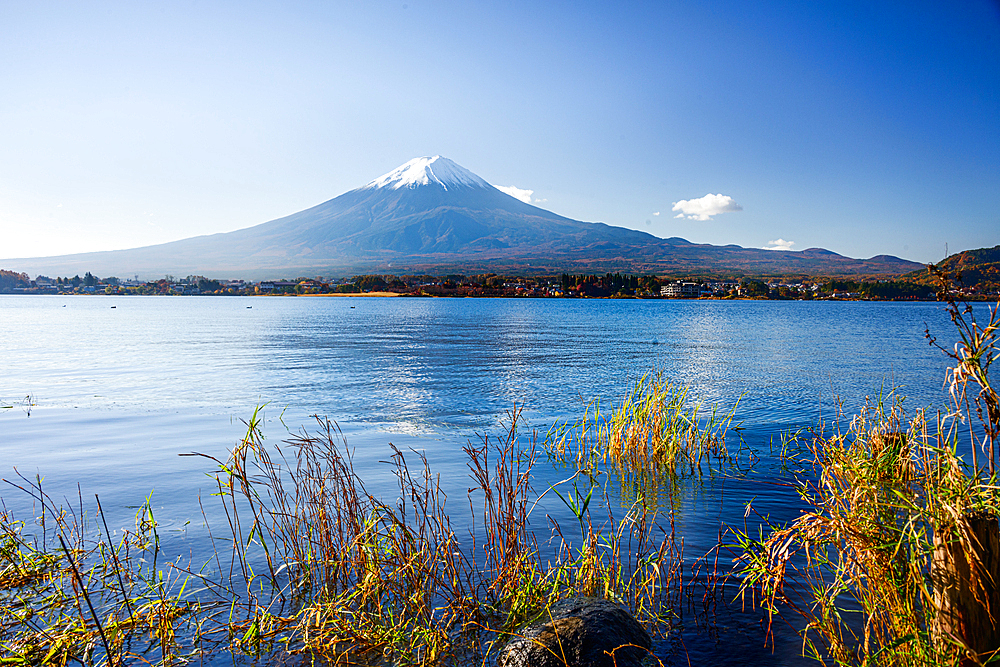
top-left (0, 270), bottom-right (30, 293)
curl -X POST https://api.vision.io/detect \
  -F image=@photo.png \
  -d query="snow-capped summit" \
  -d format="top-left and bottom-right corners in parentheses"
top-left (4, 154), bottom-right (925, 279)
top-left (362, 156), bottom-right (492, 191)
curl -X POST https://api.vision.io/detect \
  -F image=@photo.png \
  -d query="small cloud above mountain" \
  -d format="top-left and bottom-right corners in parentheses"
top-left (671, 194), bottom-right (742, 221)
top-left (763, 238), bottom-right (795, 251)
top-left (495, 184), bottom-right (534, 204)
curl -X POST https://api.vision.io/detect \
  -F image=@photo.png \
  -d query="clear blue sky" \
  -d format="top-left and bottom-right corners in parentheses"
top-left (1, 0), bottom-right (997, 265)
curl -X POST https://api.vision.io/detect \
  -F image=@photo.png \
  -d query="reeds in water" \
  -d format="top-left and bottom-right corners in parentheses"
top-left (544, 371), bottom-right (741, 509)
top-left (605, 373), bottom-right (735, 473)
top-left (0, 407), bottom-right (687, 665)
top-left (0, 484), bottom-right (202, 665)
top-left (735, 291), bottom-right (1000, 667)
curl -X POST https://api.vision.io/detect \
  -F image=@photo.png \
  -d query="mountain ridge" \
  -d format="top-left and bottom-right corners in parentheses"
top-left (2, 156), bottom-right (923, 279)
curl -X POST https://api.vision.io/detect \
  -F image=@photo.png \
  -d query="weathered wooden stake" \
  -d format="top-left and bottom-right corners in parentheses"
top-left (933, 514), bottom-right (1000, 663)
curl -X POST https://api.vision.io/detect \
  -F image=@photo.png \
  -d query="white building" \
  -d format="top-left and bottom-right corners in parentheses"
top-left (660, 282), bottom-right (700, 298)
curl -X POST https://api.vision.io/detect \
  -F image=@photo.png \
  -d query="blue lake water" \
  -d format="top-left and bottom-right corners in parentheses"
top-left (0, 295), bottom-right (966, 664)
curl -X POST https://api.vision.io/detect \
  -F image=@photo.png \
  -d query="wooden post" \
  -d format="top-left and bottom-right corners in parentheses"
top-left (933, 514), bottom-right (1000, 663)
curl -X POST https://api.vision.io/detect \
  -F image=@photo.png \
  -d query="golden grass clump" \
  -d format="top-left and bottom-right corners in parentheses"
top-left (210, 408), bottom-right (683, 664)
top-left (0, 490), bottom-right (203, 666)
top-left (547, 371), bottom-right (739, 472)
top-left (603, 372), bottom-right (735, 475)
top-left (735, 291), bottom-right (1000, 667)
top-left (1, 406), bottom-right (686, 666)
top-left (544, 371), bottom-right (741, 510)
top-left (736, 400), bottom-right (1000, 667)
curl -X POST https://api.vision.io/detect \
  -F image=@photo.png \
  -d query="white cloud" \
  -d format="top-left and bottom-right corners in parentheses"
top-left (763, 238), bottom-right (795, 251)
top-left (653, 211), bottom-right (660, 216)
top-left (495, 184), bottom-right (534, 204)
top-left (671, 193), bottom-right (742, 221)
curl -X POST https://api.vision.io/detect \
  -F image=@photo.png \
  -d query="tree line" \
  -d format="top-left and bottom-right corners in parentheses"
top-left (0, 268), bottom-right (958, 300)
top-left (0, 270), bottom-right (30, 293)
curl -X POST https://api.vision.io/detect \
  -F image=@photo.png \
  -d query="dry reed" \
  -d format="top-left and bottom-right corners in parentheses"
top-left (1, 404), bottom-right (688, 665)
top-left (734, 286), bottom-right (1000, 667)
top-left (544, 371), bottom-right (741, 511)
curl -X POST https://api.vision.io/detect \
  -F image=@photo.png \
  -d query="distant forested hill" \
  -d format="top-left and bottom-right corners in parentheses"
top-left (905, 245), bottom-right (1000, 295)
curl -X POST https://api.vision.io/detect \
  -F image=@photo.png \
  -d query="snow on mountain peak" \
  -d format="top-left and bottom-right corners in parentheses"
top-left (363, 156), bottom-right (491, 191)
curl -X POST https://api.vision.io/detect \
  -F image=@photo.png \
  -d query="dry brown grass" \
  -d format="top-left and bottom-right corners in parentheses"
top-left (544, 371), bottom-right (741, 513)
top-left (1, 405), bottom-right (686, 666)
top-left (735, 289), bottom-right (1000, 667)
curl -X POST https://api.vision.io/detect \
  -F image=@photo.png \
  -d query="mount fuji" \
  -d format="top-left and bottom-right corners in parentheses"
top-left (4, 156), bottom-right (922, 278)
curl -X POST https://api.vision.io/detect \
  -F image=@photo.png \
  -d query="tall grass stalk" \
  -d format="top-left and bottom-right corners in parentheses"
top-left (735, 291), bottom-right (1000, 667)
top-left (1, 407), bottom-right (687, 665)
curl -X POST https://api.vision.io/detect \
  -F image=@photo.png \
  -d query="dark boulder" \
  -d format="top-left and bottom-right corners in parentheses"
top-left (498, 597), bottom-right (652, 667)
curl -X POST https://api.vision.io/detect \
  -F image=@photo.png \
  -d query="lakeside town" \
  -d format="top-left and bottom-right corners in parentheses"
top-left (0, 268), bottom-right (977, 300)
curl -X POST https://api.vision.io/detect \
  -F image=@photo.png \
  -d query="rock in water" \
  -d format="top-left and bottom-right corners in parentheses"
top-left (498, 597), bottom-right (651, 667)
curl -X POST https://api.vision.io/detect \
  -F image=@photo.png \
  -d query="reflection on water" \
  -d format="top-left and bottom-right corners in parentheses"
top-left (0, 296), bottom-right (953, 434)
top-left (0, 295), bottom-right (965, 665)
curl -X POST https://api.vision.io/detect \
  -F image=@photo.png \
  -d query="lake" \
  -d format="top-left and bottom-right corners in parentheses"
top-left (0, 295), bottom-right (962, 665)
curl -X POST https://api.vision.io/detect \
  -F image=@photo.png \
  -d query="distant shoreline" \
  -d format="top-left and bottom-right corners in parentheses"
top-left (301, 291), bottom-right (401, 297)
top-left (0, 292), bottom-right (964, 301)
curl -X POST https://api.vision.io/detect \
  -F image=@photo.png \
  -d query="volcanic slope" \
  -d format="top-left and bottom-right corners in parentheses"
top-left (3, 156), bottom-right (922, 278)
